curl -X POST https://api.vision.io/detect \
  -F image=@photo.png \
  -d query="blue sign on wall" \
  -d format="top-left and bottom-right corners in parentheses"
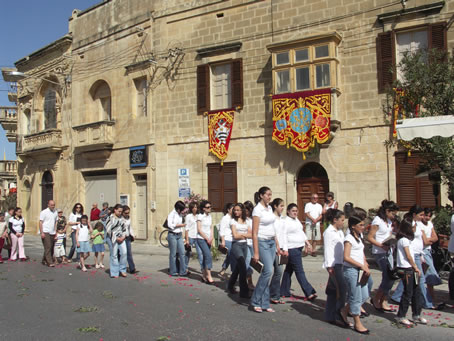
top-left (129, 146), bottom-right (147, 168)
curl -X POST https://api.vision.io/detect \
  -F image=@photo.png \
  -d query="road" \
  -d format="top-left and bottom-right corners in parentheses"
top-left (0, 236), bottom-right (453, 341)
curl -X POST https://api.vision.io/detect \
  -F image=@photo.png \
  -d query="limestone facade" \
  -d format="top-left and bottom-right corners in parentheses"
top-left (5, 0), bottom-right (452, 240)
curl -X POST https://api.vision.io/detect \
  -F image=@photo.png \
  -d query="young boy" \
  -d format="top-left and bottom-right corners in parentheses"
top-left (54, 209), bottom-right (69, 263)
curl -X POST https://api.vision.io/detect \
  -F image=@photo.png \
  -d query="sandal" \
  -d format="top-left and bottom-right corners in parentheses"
top-left (412, 316), bottom-right (428, 325)
top-left (396, 318), bottom-right (413, 326)
top-left (253, 306), bottom-right (263, 313)
top-left (307, 294), bottom-right (318, 302)
top-left (271, 299), bottom-right (285, 304)
top-left (264, 308), bottom-right (275, 313)
top-left (82, 267), bottom-right (87, 272)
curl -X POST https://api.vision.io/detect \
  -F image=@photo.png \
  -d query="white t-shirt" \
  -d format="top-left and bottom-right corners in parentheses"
top-left (167, 209), bottom-right (183, 233)
top-left (10, 217), bottom-right (25, 234)
top-left (371, 216), bottom-right (393, 254)
top-left (231, 219), bottom-right (249, 243)
top-left (343, 234), bottom-right (364, 267)
top-left (323, 224), bottom-right (345, 268)
top-left (449, 214), bottom-right (454, 253)
top-left (411, 221), bottom-right (424, 256)
top-left (197, 213), bottom-right (212, 239)
top-left (305, 202), bottom-right (323, 225)
top-left (285, 216), bottom-right (308, 250)
top-left (397, 237), bottom-right (414, 268)
top-left (246, 217), bottom-right (253, 246)
top-left (252, 203), bottom-right (276, 240)
top-left (39, 208), bottom-right (58, 234)
top-left (185, 214), bottom-right (198, 239)
top-left (220, 214), bottom-right (233, 242)
top-left (77, 224), bottom-right (90, 242)
top-left (69, 213), bottom-right (82, 231)
top-left (421, 221), bottom-right (434, 250)
top-left (274, 215), bottom-right (288, 251)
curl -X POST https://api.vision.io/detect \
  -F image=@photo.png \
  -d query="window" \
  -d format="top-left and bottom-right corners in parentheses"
top-left (44, 89), bottom-right (57, 129)
top-left (395, 153), bottom-right (439, 210)
top-left (197, 59), bottom-right (243, 114)
top-left (269, 35), bottom-right (340, 94)
top-left (89, 80), bottom-right (112, 121)
top-left (207, 162), bottom-right (237, 212)
top-left (376, 22), bottom-right (446, 93)
top-left (134, 77), bottom-right (147, 117)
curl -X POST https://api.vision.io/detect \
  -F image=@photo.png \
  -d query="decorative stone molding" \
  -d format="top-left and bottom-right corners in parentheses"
top-left (73, 120), bottom-right (115, 155)
top-left (19, 129), bottom-right (66, 157)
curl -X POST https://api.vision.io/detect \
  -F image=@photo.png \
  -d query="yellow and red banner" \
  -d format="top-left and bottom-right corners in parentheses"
top-left (272, 89), bottom-right (331, 158)
top-left (208, 109), bottom-right (235, 164)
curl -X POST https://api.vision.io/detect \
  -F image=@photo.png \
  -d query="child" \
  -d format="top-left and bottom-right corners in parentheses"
top-left (9, 207), bottom-right (27, 262)
top-left (91, 221), bottom-right (105, 269)
top-left (54, 209), bottom-right (69, 263)
top-left (76, 215), bottom-right (93, 272)
top-left (395, 217), bottom-right (427, 326)
top-left (0, 213), bottom-right (7, 263)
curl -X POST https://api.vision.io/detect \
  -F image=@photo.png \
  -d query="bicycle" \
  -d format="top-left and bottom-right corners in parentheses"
top-left (159, 228), bottom-right (169, 248)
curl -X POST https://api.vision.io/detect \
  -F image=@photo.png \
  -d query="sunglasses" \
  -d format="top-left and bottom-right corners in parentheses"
top-left (205, 206), bottom-right (212, 209)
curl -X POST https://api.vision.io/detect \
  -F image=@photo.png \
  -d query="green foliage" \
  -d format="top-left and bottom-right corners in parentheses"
top-left (0, 192), bottom-right (17, 212)
top-left (433, 205), bottom-right (452, 236)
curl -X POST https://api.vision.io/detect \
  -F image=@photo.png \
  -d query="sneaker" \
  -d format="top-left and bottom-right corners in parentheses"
top-left (100, 264), bottom-right (105, 269)
top-left (412, 316), bottom-right (428, 325)
top-left (95, 264), bottom-right (100, 269)
top-left (82, 267), bottom-right (87, 272)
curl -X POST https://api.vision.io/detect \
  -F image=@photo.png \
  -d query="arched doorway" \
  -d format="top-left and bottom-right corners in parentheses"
top-left (41, 171), bottom-right (53, 210)
top-left (297, 163), bottom-right (329, 240)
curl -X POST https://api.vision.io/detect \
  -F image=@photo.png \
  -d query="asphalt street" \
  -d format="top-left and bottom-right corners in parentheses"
top-left (0, 236), bottom-right (453, 341)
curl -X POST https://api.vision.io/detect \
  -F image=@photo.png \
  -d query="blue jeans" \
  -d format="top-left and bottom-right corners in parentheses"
top-left (343, 266), bottom-right (372, 316)
top-left (280, 247), bottom-right (316, 298)
top-left (222, 240), bottom-right (236, 271)
top-left (423, 249), bottom-right (442, 286)
top-left (325, 264), bottom-right (347, 322)
top-left (228, 241), bottom-right (249, 297)
top-left (269, 253), bottom-right (284, 301)
top-left (374, 252), bottom-right (395, 295)
top-left (246, 245), bottom-right (253, 276)
top-left (125, 237), bottom-right (135, 272)
top-left (186, 237), bottom-right (204, 271)
top-left (167, 232), bottom-right (187, 275)
top-left (196, 238), bottom-right (213, 270)
top-left (251, 239), bottom-right (276, 310)
top-left (110, 240), bottom-right (127, 277)
top-left (391, 254), bottom-right (433, 308)
top-left (67, 230), bottom-right (80, 261)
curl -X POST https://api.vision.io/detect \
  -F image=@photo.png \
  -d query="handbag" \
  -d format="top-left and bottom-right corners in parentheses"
top-left (386, 246), bottom-right (400, 280)
top-left (163, 219), bottom-right (169, 229)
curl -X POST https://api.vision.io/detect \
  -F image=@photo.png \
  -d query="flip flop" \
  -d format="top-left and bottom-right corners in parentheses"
top-left (264, 308), bottom-right (275, 313)
top-left (271, 299), bottom-right (285, 304)
top-left (253, 306), bottom-right (263, 313)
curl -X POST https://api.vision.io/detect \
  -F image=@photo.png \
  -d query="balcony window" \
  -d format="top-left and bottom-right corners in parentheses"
top-left (44, 89), bottom-right (57, 129)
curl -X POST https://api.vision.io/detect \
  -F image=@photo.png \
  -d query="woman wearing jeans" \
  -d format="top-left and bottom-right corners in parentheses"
top-left (196, 200), bottom-right (214, 284)
top-left (343, 210), bottom-right (371, 335)
top-left (68, 203), bottom-right (83, 262)
top-left (106, 204), bottom-right (128, 278)
top-left (167, 201), bottom-right (188, 277)
top-left (184, 202), bottom-right (203, 270)
top-left (219, 203), bottom-right (234, 277)
top-left (251, 186), bottom-right (277, 313)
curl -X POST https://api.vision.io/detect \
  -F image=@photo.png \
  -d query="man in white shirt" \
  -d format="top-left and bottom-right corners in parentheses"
top-left (304, 194), bottom-right (323, 256)
top-left (39, 200), bottom-right (58, 267)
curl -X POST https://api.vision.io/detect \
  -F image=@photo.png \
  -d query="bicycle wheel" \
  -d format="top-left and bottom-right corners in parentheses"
top-left (159, 229), bottom-right (169, 248)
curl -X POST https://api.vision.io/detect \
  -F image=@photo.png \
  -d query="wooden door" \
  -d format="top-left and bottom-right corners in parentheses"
top-left (136, 180), bottom-right (148, 240)
top-left (41, 171), bottom-right (53, 210)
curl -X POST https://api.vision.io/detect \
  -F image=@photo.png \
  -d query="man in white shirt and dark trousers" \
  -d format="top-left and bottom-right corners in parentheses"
top-left (304, 194), bottom-right (323, 257)
top-left (39, 200), bottom-right (58, 267)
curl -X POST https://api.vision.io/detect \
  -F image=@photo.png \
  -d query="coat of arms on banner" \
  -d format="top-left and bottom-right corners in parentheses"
top-left (272, 88), bottom-right (331, 159)
top-left (208, 110), bottom-right (235, 164)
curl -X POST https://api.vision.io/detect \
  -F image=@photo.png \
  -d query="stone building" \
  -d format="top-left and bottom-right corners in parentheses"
top-left (1, 0), bottom-right (451, 239)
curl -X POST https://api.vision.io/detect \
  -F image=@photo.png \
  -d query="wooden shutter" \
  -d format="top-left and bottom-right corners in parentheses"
top-left (429, 22), bottom-right (447, 51)
top-left (231, 59), bottom-right (243, 109)
top-left (222, 162), bottom-right (237, 206)
top-left (197, 64), bottom-right (210, 113)
top-left (376, 31), bottom-right (395, 93)
top-left (207, 162), bottom-right (237, 212)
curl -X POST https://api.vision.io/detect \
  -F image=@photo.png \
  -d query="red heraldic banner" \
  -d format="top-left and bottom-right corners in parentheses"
top-left (272, 89), bottom-right (331, 157)
top-left (208, 109), bottom-right (235, 164)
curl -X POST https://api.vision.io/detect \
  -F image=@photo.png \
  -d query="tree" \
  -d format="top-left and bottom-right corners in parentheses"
top-left (1, 192), bottom-right (17, 212)
top-left (386, 49), bottom-right (454, 205)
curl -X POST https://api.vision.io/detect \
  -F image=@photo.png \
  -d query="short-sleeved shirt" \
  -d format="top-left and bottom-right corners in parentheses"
top-left (185, 214), bottom-right (198, 239)
top-left (246, 217), bottom-right (253, 246)
top-left (284, 216), bottom-right (307, 249)
top-left (371, 216), bottom-right (393, 254)
top-left (274, 215), bottom-right (288, 251)
top-left (40, 208), bottom-right (58, 234)
top-left (343, 234), bottom-right (364, 267)
top-left (421, 221), bottom-right (434, 250)
top-left (56, 216), bottom-right (67, 232)
top-left (10, 217), bottom-right (25, 234)
top-left (69, 213), bottom-right (82, 231)
top-left (411, 221), bottom-right (424, 256)
top-left (90, 208), bottom-right (101, 221)
top-left (323, 224), bottom-right (344, 268)
top-left (397, 237), bottom-right (414, 268)
top-left (252, 203), bottom-right (276, 240)
top-left (231, 219), bottom-right (249, 243)
top-left (55, 233), bottom-right (65, 247)
top-left (77, 224), bottom-right (90, 242)
top-left (304, 202), bottom-right (323, 225)
top-left (220, 214), bottom-right (233, 242)
top-left (197, 213), bottom-right (212, 239)
top-left (92, 230), bottom-right (105, 245)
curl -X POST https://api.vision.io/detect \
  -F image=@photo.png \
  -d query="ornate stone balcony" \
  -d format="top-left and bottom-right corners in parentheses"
top-left (0, 106), bottom-right (18, 142)
top-left (18, 129), bottom-right (66, 157)
top-left (72, 120), bottom-right (115, 159)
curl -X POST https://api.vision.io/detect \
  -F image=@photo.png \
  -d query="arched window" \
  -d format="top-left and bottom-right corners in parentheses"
top-left (23, 109), bottom-right (31, 134)
top-left (90, 80), bottom-right (112, 121)
top-left (44, 89), bottom-right (57, 129)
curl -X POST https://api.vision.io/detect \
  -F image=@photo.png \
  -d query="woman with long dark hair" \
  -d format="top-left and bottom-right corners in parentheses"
top-left (9, 207), bottom-right (26, 261)
top-left (68, 203), bottom-right (84, 262)
top-left (196, 200), bottom-right (214, 284)
top-left (251, 186), bottom-right (277, 313)
top-left (184, 202), bottom-right (202, 270)
top-left (167, 201), bottom-right (188, 277)
top-left (367, 200), bottom-right (398, 312)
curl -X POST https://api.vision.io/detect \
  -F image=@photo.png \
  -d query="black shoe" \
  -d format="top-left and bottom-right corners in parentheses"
top-left (354, 327), bottom-right (370, 335)
top-left (361, 311), bottom-right (370, 318)
top-left (179, 272), bottom-right (190, 277)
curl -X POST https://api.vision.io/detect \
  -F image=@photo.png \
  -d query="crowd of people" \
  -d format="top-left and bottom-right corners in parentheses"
top-left (1, 187), bottom-right (454, 334)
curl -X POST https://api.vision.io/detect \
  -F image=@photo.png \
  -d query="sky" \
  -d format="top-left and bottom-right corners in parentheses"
top-left (0, 0), bottom-right (101, 160)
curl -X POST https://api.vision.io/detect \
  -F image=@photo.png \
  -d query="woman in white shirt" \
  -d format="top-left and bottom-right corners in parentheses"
top-left (184, 202), bottom-right (203, 271)
top-left (367, 199), bottom-right (398, 312)
top-left (343, 209), bottom-right (371, 335)
top-left (323, 192), bottom-right (338, 215)
top-left (280, 203), bottom-right (317, 301)
top-left (9, 207), bottom-right (26, 261)
top-left (244, 201), bottom-right (255, 289)
top-left (227, 203), bottom-right (252, 298)
top-left (323, 209), bottom-right (350, 327)
top-left (251, 186), bottom-right (277, 313)
top-left (219, 203), bottom-right (234, 277)
top-left (196, 200), bottom-right (214, 284)
top-left (167, 201), bottom-right (188, 277)
top-left (395, 217), bottom-right (426, 326)
top-left (269, 198), bottom-right (287, 304)
top-left (68, 203), bottom-right (83, 262)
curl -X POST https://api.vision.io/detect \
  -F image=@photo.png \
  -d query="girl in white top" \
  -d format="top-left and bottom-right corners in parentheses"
top-left (9, 207), bottom-right (26, 261)
top-left (322, 191), bottom-right (338, 215)
top-left (323, 209), bottom-right (350, 327)
top-left (269, 198), bottom-right (287, 304)
top-left (343, 210), bottom-right (371, 335)
top-left (395, 217), bottom-right (426, 326)
top-left (219, 203), bottom-right (234, 276)
top-left (68, 203), bottom-right (83, 262)
top-left (196, 201), bottom-right (214, 284)
top-left (367, 199), bottom-right (399, 312)
top-left (244, 201), bottom-right (255, 289)
top-left (251, 186), bottom-right (277, 313)
top-left (166, 201), bottom-right (188, 277)
top-left (76, 215), bottom-right (93, 272)
top-left (184, 202), bottom-right (201, 270)
top-left (280, 203), bottom-right (317, 301)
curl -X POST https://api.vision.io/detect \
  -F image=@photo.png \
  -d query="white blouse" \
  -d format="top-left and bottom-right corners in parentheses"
top-left (69, 213), bottom-right (82, 231)
top-left (9, 217), bottom-right (25, 234)
top-left (371, 216), bottom-right (393, 254)
top-left (185, 214), bottom-right (198, 239)
top-left (397, 237), bottom-right (414, 268)
top-left (323, 224), bottom-right (344, 268)
top-left (167, 209), bottom-right (183, 233)
top-left (197, 213), bottom-right (212, 239)
top-left (231, 219), bottom-right (249, 243)
top-left (252, 203), bottom-right (276, 240)
top-left (343, 234), bottom-right (365, 267)
top-left (411, 221), bottom-right (424, 256)
top-left (246, 217), bottom-right (253, 246)
top-left (274, 215), bottom-right (288, 251)
top-left (421, 220), bottom-right (434, 251)
top-left (284, 216), bottom-right (308, 250)
top-left (220, 214), bottom-right (233, 242)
